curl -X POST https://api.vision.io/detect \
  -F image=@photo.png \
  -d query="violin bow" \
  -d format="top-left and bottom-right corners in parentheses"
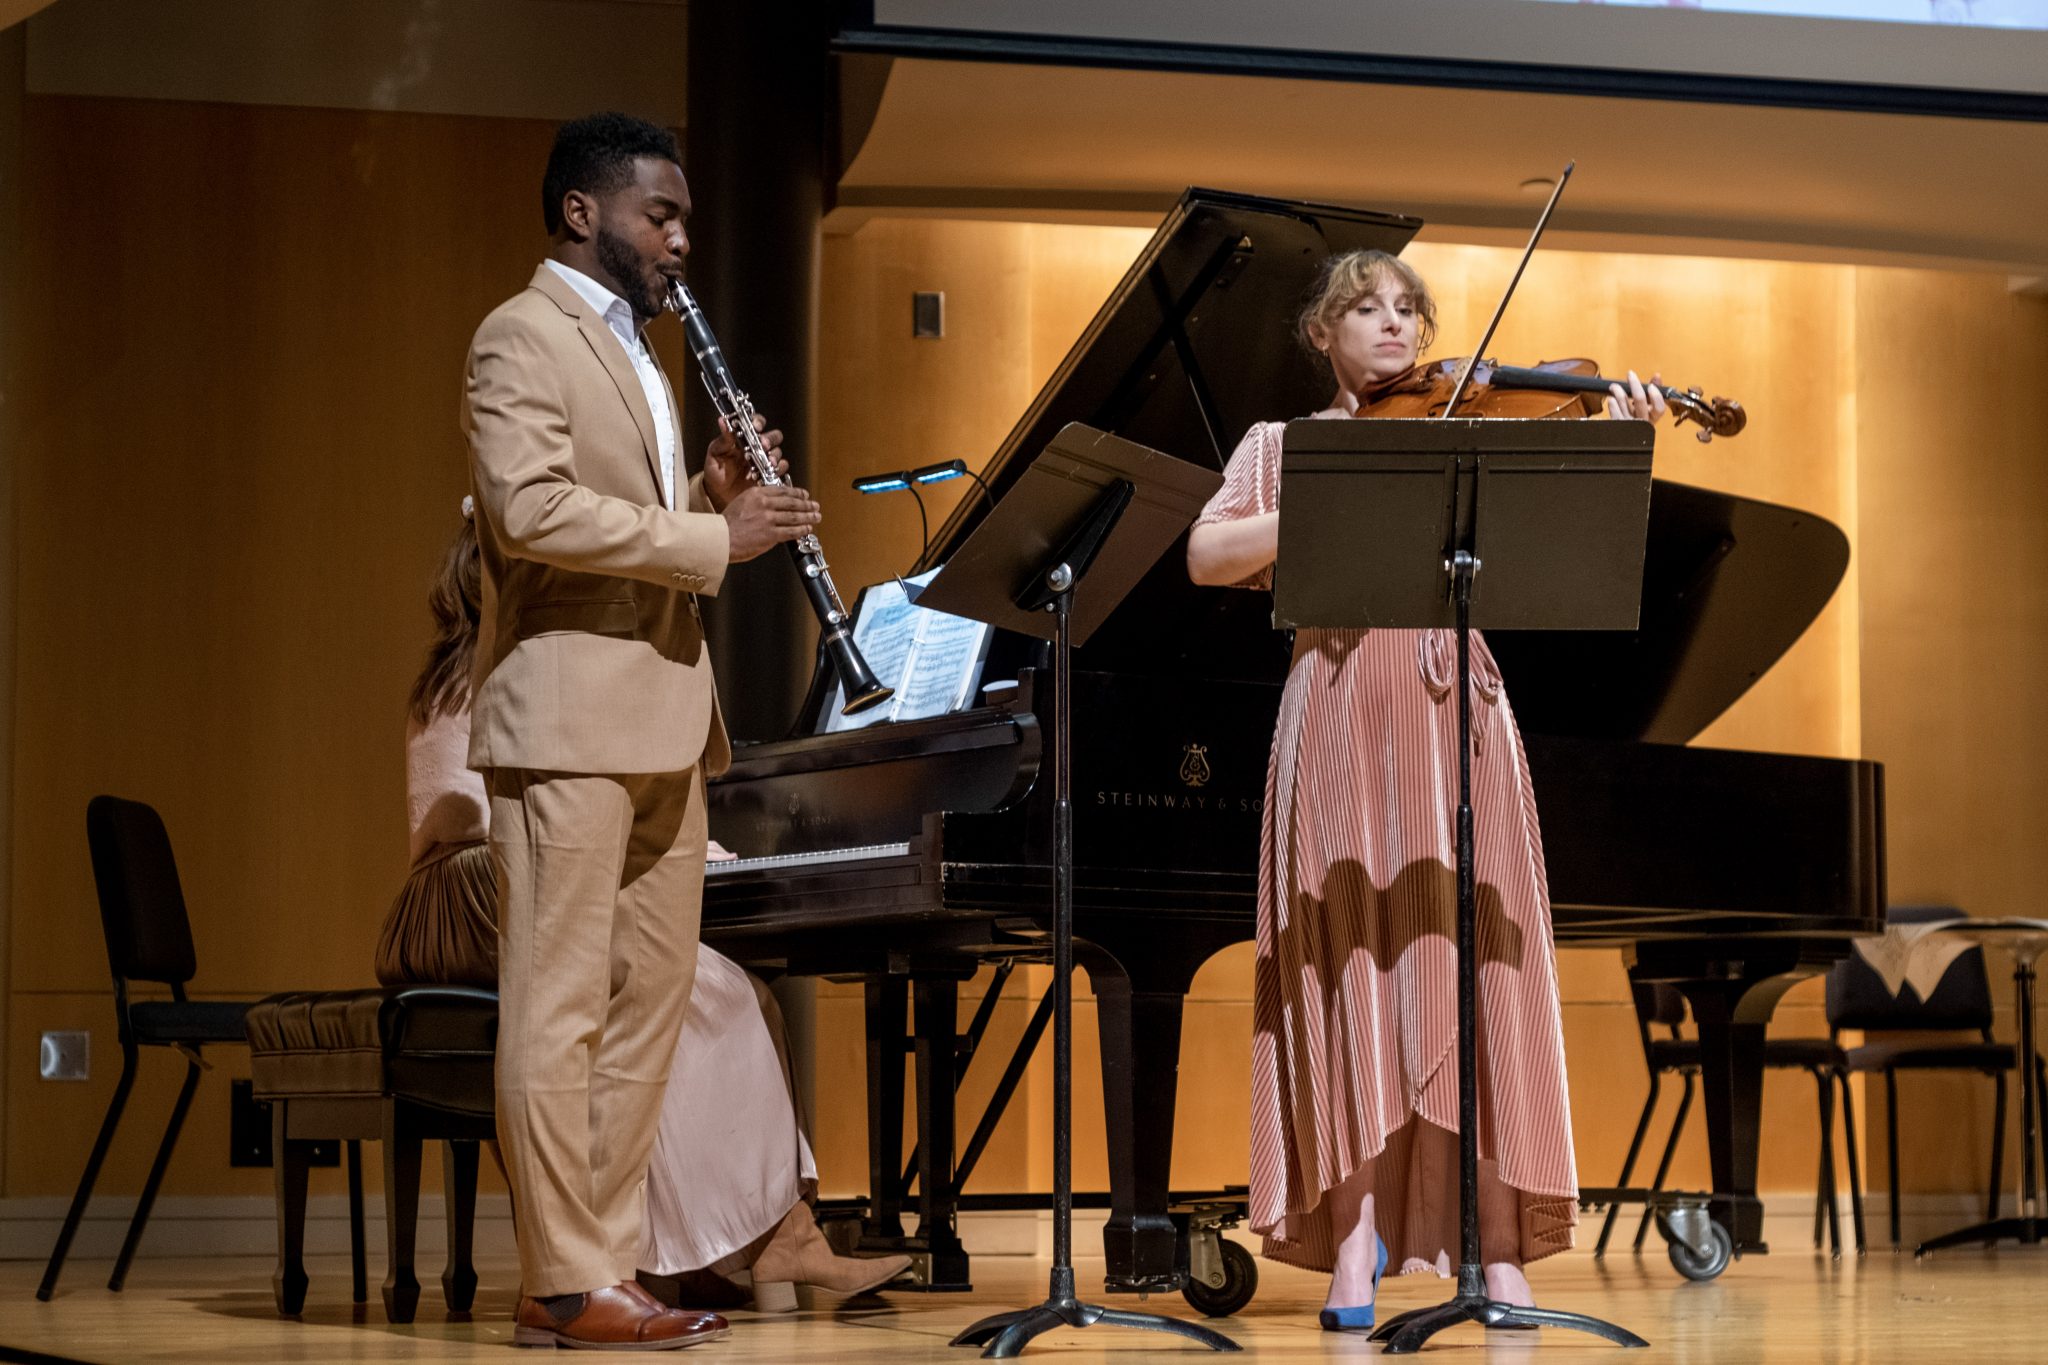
top-left (1438, 160), bottom-right (1573, 420)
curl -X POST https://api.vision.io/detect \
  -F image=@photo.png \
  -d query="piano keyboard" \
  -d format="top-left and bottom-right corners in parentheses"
top-left (705, 841), bottom-right (913, 876)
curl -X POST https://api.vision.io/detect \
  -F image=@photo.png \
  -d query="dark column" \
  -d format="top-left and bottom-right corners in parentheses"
top-left (684, 0), bottom-right (831, 740)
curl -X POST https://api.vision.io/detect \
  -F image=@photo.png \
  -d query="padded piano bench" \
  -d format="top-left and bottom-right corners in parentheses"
top-left (245, 986), bottom-right (498, 1323)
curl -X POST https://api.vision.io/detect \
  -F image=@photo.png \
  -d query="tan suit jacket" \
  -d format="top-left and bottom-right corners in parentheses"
top-left (463, 265), bottom-right (732, 777)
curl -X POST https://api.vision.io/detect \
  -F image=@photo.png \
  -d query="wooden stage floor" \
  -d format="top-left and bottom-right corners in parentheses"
top-left (7, 1240), bottom-right (2045, 1362)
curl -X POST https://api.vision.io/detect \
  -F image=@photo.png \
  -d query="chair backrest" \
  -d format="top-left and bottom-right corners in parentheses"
top-left (1827, 904), bottom-right (1992, 1033)
top-left (85, 796), bottom-right (198, 988)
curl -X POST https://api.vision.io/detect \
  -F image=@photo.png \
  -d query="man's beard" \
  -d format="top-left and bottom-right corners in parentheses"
top-left (595, 225), bottom-right (663, 321)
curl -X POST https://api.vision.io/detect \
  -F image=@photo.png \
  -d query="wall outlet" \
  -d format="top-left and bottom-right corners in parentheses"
top-left (39, 1030), bottom-right (89, 1081)
top-left (913, 290), bottom-right (944, 338)
top-left (229, 1079), bottom-right (339, 1168)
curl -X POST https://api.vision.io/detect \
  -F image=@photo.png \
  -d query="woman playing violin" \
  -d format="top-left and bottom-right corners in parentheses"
top-left (1185, 249), bottom-right (1667, 1330)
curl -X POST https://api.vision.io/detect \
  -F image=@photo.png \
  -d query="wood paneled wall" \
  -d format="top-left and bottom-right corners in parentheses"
top-left (10, 94), bottom-right (2042, 1222)
top-left (7, 96), bottom-right (566, 1198)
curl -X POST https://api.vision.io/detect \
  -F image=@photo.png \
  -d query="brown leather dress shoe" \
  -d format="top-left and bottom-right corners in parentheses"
top-left (513, 1284), bottom-right (730, 1350)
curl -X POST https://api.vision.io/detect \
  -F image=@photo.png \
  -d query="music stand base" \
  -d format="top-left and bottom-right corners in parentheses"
top-left (950, 1268), bottom-right (1241, 1358)
top-left (1915, 1216), bottom-right (2048, 1256)
top-left (1370, 1292), bottom-right (1649, 1353)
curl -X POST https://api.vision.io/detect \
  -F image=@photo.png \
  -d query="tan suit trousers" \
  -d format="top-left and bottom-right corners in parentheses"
top-left (487, 765), bottom-right (706, 1297)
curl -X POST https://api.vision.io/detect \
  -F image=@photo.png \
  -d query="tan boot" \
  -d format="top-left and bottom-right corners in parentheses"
top-left (749, 1203), bottom-right (912, 1309)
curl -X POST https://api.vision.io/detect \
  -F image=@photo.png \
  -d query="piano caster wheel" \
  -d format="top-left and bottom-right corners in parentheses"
top-left (1181, 1238), bottom-right (1257, 1318)
top-left (1664, 1215), bottom-right (1733, 1282)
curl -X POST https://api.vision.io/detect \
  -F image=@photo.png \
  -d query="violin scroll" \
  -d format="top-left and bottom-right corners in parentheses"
top-left (1668, 388), bottom-right (1746, 444)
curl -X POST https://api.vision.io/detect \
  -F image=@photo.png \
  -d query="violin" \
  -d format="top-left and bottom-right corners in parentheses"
top-left (1356, 356), bottom-right (1746, 443)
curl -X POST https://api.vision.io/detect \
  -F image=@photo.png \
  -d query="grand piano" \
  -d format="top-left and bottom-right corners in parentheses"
top-left (702, 188), bottom-right (1885, 1291)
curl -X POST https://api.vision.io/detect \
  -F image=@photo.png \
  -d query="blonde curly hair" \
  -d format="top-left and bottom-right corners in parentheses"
top-left (1296, 249), bottom-right (1438, 375)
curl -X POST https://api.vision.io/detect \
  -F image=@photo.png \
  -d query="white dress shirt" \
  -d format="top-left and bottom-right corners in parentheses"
top-left (543, 258), bottom-right (677, 510)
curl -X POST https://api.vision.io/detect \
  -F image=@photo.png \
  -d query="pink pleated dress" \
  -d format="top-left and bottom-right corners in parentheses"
top-left (1198, 420), bottom-right (1578, 1276)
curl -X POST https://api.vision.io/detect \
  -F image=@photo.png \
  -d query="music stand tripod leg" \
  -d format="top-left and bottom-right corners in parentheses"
top-left (1368, 551), bottom-right (1647, 1354)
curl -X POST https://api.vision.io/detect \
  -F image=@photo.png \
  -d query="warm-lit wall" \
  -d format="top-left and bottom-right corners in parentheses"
top-left (7, 96), bottom-right (565, 1202)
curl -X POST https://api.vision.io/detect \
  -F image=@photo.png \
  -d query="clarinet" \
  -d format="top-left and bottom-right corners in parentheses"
top-left (665, 279), bottom-right (893, 717)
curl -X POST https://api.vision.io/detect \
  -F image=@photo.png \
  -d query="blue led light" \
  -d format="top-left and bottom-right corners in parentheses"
top-left (912, 460), bottom-right (967, 485)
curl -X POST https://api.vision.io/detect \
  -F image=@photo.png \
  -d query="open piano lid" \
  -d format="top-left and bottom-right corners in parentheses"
top-left (898, 186), bottom-right (1852, 745)
top-left (912, 188), bottom-right (1421, 685)
top-left (1485, 480), bottom-right (1849, 745)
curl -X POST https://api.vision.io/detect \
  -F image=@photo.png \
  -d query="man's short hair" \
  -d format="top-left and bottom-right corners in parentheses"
top-left (541, 113), bottom-right (682, 235)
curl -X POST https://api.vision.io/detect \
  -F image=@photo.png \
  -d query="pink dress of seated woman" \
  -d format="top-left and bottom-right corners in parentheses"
top-left (1185, 248), bottom-right (1669, 1327)
top-left (376, 512), bottom-right (908, 1310)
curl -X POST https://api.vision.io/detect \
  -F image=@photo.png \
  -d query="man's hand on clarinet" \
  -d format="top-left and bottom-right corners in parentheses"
top-left (723, 483), bottom-right (820, 563)
top-left (704, 413), bottom-right (788, 512)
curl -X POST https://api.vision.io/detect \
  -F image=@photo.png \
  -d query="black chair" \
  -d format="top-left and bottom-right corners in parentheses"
top-left (37, 795), bottom-right (364, 1301)
top-left (1832, 904), bottom-right (2045, 1248)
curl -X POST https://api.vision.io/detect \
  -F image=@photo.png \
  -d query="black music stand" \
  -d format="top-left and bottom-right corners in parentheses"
top-left (1274, 416), bottom-right (1655, 1353)
top-left (914, 423), bottom-right (1236, 1359)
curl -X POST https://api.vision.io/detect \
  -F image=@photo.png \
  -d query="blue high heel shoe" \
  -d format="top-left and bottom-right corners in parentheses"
top-left (1317, 1234), bottom-right (1390, 1332)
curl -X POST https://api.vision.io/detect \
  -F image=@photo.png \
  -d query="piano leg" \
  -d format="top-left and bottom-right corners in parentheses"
top-left (1093, 973), bottom-right (1185, 1291)
top-left (863, 977), bottom-right (909, 1246)
top-left (913, 976), bottom-right (972, 1290)
top-left (1082, 926), bottom-right (1247, 1294)
top-left (1636, 945), bottom-right (1811, 1257)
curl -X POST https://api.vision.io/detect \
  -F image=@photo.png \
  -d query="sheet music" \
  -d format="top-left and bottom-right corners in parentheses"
top-left (824, 568), bottom-right (992, 733)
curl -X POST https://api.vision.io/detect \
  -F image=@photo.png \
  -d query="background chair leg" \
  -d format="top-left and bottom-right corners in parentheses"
top-left (110, 1053), bottom-right (202, 1291)
top-left (1635, 1071), bottom-right (1694, 1253)
top-left (1886, 1071), bottom-right (1902, 1247)
top-left (1812, 1078), bottom-right (1829, 1250)
top-left (1813, 1068), bottom-right (1841, 1258)
top-left (1987, 1072), bottom-right (2008, 1227)
top-left (347, 1140), bottom-right (367, 1305)
top-left (381, 1103), bottom-right (422, 1325)
top-left (1598, 1075), bottom-right (1661, 1257)
top-left (442, 1140), bottom-right (480, 1313)
top-left (37, 1039), bottom-right (139, 1301)
top-left (272, 1103), bottom-right (311, 1316)
top-left (1835, 1069), bottom-right (1868, 1254)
